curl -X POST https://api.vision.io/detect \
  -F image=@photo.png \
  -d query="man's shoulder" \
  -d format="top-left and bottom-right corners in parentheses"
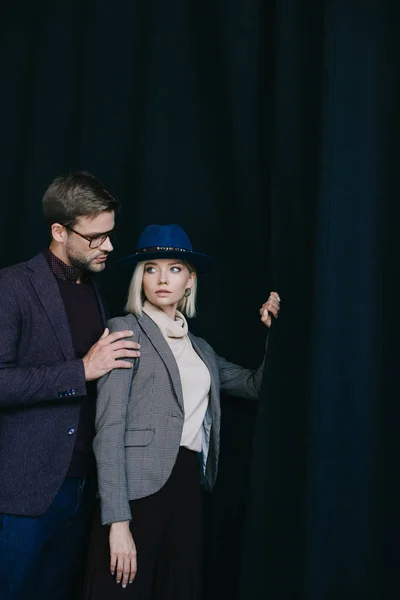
top-left (0, 252), bottom-right (47, 284)
top-left (0, 252), bottom-right (50, 288)
top-left (0, 259), bottom-right (29, 282)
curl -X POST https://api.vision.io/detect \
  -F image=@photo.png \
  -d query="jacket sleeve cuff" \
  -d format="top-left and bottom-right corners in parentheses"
top-left (100, 496), bottom-right (132, 526)
top-left (72, 358), bottom-right (87, 396)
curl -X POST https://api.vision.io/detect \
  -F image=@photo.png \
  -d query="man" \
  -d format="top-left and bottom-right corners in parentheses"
top-left (0, 171), bottom-right (140, 600)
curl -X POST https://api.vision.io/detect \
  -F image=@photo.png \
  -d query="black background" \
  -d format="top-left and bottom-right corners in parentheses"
top-left (1, 1), bottom-right (399, 598)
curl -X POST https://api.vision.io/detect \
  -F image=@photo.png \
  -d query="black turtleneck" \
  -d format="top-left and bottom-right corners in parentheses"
top-left (44, 249), bottom-right (104, 478)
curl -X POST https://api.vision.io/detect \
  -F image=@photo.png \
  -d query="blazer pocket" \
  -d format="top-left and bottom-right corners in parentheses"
top-left (124, 428), bottom-right (155, 447)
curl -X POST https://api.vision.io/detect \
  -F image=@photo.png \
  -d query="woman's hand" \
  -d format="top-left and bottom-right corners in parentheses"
top-left (109, 521), bottom-right (137, 588)
top-left (260, 291), bottom-right (281, 327)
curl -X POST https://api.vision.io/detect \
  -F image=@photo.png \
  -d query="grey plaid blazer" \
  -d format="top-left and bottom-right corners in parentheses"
top-left (94, 312), bottom-right (267, 525)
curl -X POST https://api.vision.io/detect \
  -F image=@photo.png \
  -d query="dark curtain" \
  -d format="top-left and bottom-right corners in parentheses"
top-left (239, 2), bottom-right (399, 599)
top-left (0, 1), bottom-right (398, 599)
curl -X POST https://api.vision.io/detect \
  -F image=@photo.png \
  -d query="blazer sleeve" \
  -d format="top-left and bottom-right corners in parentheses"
top-left (94, 315), bottom-right (139, 526)
top-left (0, 272), bottom-right (86, 408)
top-left (215, 336), bottom-right (269, 400)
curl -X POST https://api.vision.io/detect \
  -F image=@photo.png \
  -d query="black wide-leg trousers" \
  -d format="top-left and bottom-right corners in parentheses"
top-left (83, 448), bottom-right (202, 600)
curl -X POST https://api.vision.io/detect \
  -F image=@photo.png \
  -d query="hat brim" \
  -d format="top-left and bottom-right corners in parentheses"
top-left (117, 250), bottom-right (214, 274)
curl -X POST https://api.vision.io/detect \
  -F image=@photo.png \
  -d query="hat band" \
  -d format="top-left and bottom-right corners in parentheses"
top-left (136, 246), bottom-right (189, 254)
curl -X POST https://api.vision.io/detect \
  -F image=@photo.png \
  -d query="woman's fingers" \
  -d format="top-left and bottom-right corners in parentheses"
top-left (121, 556), bottom-right (131, 588)
top-left (261, 309), bottom-right (272, 327)
top-left (259, 303), bottom-right (279, 319)
top-left (265, 304), bottom-right (279, 318)
top-left (116, 556), bottom-right (124, 585)
top-left (259, 292), bottom-right (281, 327)
top-left (129, 554), bottom-right (137, 584)
top-left (110, 553), bottom-right (117, 576)
top-left (109, 524), bottom-right (136, 586)
top-left (113, 554), bottom-right (135, 587)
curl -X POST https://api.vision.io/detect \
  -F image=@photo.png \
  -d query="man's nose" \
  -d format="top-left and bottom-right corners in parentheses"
top-left (100, 236), bottom-right (113, 252)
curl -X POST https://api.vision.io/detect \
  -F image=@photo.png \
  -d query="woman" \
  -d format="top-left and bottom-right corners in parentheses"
top-left (84, 224), bottom-right (280, 600)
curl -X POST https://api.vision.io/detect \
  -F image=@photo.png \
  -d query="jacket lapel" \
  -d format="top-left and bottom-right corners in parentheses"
top-left (188, 334), bottom-right (218, 388)
top-left (138, 313), bottom-right (185, 411)
top-left (26, 253), bottom-right (76, 361)
top-left (189, 334), bottom-right (221, 422)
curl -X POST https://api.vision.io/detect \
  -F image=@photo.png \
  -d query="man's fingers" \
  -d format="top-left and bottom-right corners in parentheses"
top-left (113, 350), bottom-right (140, 359)
top-left (107, 330), bottom-right (135, 343)
top-left (110, 340), bottom-right (141, 351)
top-left (101, 327), bottom-right (110, 339)
top-left (113, 360), bottom-right (134, 369)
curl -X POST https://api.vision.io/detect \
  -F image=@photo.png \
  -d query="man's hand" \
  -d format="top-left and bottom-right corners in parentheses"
top-left (83, 328), bottom-right (141, 381)
top-left (109, 521), bottom-right (137, 588)
top-left (260, 291), bottom-right (281, 327)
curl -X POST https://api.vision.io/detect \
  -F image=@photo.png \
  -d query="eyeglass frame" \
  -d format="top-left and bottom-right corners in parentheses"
top-left (64, 224), bottom-right (119, 249)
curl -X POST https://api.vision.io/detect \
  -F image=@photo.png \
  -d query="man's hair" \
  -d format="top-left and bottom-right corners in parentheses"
top-left (42, 171), bottom-right (120, 228)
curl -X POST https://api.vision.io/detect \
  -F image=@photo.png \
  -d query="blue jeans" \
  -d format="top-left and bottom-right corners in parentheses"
top-left (0, 477), bottom-right (95, 600)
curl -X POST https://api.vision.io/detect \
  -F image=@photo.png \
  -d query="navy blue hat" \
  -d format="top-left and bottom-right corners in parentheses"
top-left (118, 224), bottom-right (214, 273)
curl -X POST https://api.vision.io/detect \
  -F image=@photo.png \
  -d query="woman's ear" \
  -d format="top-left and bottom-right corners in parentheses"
top-left (187, 271), bottom-right (196, 289)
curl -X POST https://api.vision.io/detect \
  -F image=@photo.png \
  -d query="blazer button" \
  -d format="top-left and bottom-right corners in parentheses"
top-left (68, 428), bottom-right (75, 435)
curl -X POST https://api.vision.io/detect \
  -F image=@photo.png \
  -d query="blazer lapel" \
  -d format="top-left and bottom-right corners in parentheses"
top-left (189, 334), bottom-right (220, 415)
top-left (26, 253), bottom-right (76, 361)
top-left (138, 313), bottom-right (185, 411)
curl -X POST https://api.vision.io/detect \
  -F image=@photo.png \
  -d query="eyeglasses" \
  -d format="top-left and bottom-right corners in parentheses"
top-left (64, 225), bottom-right (119, 249)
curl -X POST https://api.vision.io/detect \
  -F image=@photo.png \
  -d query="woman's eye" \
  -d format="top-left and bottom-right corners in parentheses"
top-left (171, 267), bottom-right (181, 273)
top-left (145, 267), bottom-right (156, 273)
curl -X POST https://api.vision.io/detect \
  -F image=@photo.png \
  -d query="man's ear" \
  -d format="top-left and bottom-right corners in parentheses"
top-left (51, 223), bottom-right (66, 244)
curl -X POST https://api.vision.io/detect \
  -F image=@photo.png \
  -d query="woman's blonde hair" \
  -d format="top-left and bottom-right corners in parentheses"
top-left (125, 260), bottom-right (198, 318)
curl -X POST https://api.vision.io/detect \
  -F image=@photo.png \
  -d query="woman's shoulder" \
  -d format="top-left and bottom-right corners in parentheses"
top-left (106, 313), bottom-right (140, 333)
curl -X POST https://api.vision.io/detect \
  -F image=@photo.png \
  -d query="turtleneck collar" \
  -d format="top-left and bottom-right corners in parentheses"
top-left (143, 300), bottom-right (188, 339)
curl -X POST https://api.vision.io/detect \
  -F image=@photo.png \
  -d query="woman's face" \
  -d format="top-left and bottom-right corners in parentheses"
top-left (142, 259), bottom-right (195, 314)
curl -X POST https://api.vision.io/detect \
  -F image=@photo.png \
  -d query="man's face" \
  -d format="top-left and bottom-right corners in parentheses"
top-left (64, 211), bottom-right (115, 274)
